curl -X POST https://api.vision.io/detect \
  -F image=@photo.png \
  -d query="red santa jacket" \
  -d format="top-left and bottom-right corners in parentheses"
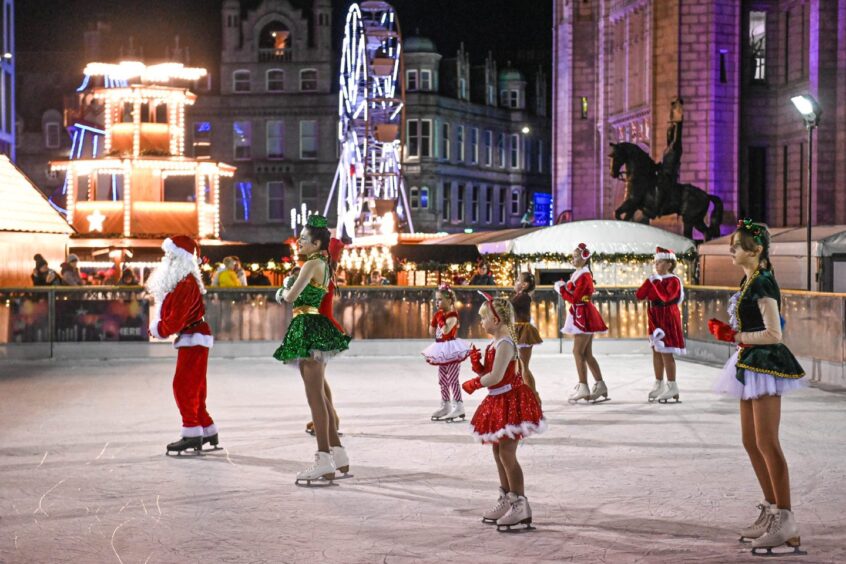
top-left (150, 275), bottom-right (213, 348)
top-left (635, 274), bottom-right (685, 305)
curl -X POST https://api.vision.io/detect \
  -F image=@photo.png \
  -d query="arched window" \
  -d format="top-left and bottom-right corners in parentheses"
top-left (300, 69), bottom-right (318, 91)
top-left (233, 70), bottom-right (251, 93)
top-left (259, 21), bottom-right (291, 61)
top-left (42, 109), bottom-right (62, 149)
top-left (266, 69), bottom-right (284, 92)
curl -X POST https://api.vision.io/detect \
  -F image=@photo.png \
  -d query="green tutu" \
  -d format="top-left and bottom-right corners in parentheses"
top-left (273, 281), bottom-right (351, 363)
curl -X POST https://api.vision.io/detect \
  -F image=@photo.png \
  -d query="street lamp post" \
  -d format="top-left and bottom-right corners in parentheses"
top-left (790, 94), bottom-right (821, 291)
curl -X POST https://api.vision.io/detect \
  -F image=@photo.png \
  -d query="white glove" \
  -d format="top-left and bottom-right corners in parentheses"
top-left (648, 274), bottom-right (661, 282)
top-left (553, 280), bottom-right (565, 293)
top-left (283, 275), bottom-right (297, 289)
top-left (275, 287), bottom-right (286, 304)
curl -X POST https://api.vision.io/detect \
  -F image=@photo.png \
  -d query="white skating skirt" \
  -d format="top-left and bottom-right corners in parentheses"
top-left (560, 313), bottom-right (607, 335)
top-left (421, 339), bottom-right (471, 366)
top-left (713, 350), bottom-right (807, 400)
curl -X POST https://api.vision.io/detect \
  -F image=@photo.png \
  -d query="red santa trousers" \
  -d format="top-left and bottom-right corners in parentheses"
top-left (173, 345), bottom-right (214, 436)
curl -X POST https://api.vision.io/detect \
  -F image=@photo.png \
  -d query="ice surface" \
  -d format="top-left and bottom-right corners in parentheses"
top-left (1, 353), bottom-right (844, 563)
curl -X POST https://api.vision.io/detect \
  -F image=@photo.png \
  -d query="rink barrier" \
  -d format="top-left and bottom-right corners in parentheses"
top-left (0, 286), bottom-right (843, 388)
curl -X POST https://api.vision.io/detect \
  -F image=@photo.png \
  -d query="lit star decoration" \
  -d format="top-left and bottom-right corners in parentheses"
top-left (87, 209), bottom-right (106, 232)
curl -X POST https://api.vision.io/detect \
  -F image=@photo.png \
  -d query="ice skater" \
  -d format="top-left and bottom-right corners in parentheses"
top-left (709, 220), bottom-right (807, 556)
top-left (635, 247), bottom-right (686, 403)
top-left (462, 292), bottom-right (545, 532)
top-left (274, 215), bottom-right (352, 485)
top-left (510, 272), bottom-right (543, 399)
top-left (422, 284), bottom-right (471, 422)
top-left (146, 236), bottom-right (219, 455)
top-left (555, 243), bottom-right (609, 403)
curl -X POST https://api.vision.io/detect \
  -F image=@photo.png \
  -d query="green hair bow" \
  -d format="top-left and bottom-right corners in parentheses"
top-left (737, 218), bottom-right (766, 245)
top-left (306, 214), bottom-right (328, 229)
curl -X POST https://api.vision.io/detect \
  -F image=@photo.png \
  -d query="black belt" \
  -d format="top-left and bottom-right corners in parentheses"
top-left (650, 300), bottom-right (679, 307)
top-left (183, 318), bottom-right (206, 331)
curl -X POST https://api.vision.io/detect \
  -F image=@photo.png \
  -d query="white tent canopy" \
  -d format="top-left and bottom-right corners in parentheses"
top-left (478, 220), bottom-right (696, 256)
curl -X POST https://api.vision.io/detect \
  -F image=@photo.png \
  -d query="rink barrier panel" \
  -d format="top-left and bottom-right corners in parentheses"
top-left (0, 286), bottom-right (844, 388)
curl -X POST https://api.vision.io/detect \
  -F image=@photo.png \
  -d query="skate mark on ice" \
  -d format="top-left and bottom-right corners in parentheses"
top-left (143, 552), bottom-right (154, 564)
top-left (37, 451), bottom-right (48, 467)
top-left (33, 478), bottom-right (66, 516)
top-left (110, 518), bottom-right (132, 564)
top-left (140, 498), bottom-right (148, 515)
top-left (95, 442), bottom-right (110, 460)
top-left (223, 447), bottom-right (236, 465)
top-left (118, 499), bottom-right (132, 513)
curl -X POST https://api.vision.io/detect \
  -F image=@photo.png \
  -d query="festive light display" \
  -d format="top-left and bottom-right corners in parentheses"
top-left (82, 61), bottom-right (207, 83)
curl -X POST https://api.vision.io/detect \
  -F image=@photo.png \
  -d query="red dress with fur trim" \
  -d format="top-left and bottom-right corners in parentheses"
top-left (421, 311), bottom-right (471, 365)
top-left (469, 338), bottom-right (546, 444)
top-left (556, 267), bottom-right (608, 334)
top-left (151, 275), bottom-right (213, 348)
top-left (635, 274), bottom-right (686, 354)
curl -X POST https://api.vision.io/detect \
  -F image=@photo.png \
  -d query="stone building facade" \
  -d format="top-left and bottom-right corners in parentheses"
top-left (553, 0), bottom-right (846, 234)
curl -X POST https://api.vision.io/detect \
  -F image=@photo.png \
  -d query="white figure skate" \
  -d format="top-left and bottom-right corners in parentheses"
top-left (648, 379), bottom-right (666, 403)
top-left (496, 492), bottom-right (534, 532)
top-left (295, 451), bottom-right (336, 486)
top-left (739, 501), bottom-right (773, 542)
top-left (751, 507), bottom-right (806, 556)
top-left (589, 380), bottom-right (610, 403)
top-left (657, 381), bottom-right (681, 404)
top-left (431, 401), bottom-right (450, 421)
top-left (330, 445), bottom-right (352, 478)
top-left (482, 488), bottom-right (509, 524)
top-left (568, 383), bottom-right (590, 404)
top-left (444, 401), bottom-right (466, 422)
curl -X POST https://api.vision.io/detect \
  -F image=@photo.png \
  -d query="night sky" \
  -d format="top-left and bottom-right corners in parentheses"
top-left (16, 0), bottom-right (551, 73)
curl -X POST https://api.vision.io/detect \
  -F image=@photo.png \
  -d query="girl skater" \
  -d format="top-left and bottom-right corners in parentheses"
top-left (709, 220), bottom-right (806, 556)
top-left (274, 215), bottom-right (352, 485)
top-left (462, 292), bottom-right (545, 532)
top-left (555, 243), bottom-right (609, 403)
top-left (422, 284), bottom-right (471, 422)
top-left (511, 272), bottom-right (543, 398)
top-left (635, 247), bottom-right (686, 403)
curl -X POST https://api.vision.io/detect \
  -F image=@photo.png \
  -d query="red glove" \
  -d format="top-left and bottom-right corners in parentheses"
top-left (462, 377), bottom-right (484, 395)
top-left (708, 318), bottom-right (737, 343)
top-left (430, 310), bottom-right (445, 328)
top-left (469, 345), bottom-right (485, 374)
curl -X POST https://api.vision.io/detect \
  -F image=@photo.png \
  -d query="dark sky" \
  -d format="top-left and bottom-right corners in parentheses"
top-left (16, 0), bottom-right (551, 71)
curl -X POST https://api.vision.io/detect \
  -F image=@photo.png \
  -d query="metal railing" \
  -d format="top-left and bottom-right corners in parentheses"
top-left (1, 286), bottom-right (844, 365)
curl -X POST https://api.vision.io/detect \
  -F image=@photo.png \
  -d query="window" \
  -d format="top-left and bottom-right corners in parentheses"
top-left (235, 181), bottom-right (252, 222)
top-left (441, 183), bottom-right (451, 221)
top-left (457, 126), bottom-right (465, 161)
top-left (524, 137), bottom-right (532, 172)
top-left (456, 184), bottom-right (465, 221)
top-left (410, 186), bottom-right (419, 208)
top-left (406, 69), bottom-right (418, 91)
top-left (509, 90), bottom-right (520, 108)
top-left (267, 69), bottom-right (284, 92)
top-left (497, 133), bottom-right (506, 167)
top-left (299, 120), bottom-right (318, 159)
top-left (484, 130), bottom-right (492, 166)
top-left (266, 120), bottom-right (284, 159)
top-left (459, 78), bottom-right (467, 99)
top-left (193, 122), bottom-right (211, 159)
top-left (300, 69), bottom-right (317, 91)
top-left (300, 181), bottom-right (319, 211)
top-left (470, 128), bottom-right (479, 164)
top-left (407, 119), bottom-right (431, 158)
top-left (233, 121), bottom-right (252, 160)
top-left (268, 181), bottom-right (285, 221)
top-left (511, 187), bottom-right (522, 215)
top-left (419, 186), bottom-right (429, 209)
top-left (319, 13), bottom-right (330, 26)
top-left (498, 187), bottom-right (507, 223)
top-left (749, 11), bottom-right (766, 82)
top-left (233, 70), bottom-right (251, 93)
top-left (410, 186), bottom-right (430, 209)
top-left (420, 119), bottom-right (431, 157)
top-left (580, 96), bottom-right (589, 119)
top-left (470, 185), bottom-right (479, 223)
top-left (538, 139), bottom-right (544, 173)
top-left (44, 123), bottom-right (61, 149)
top-left (441, 122), bottom-right (450, 160)
top-left (420, 70), bottom-right (432, 91)
top-left (510, 133), bottom-right (520, 168)
top-left (487, 84), bottom-right (496, 105)
top-left (484, 186), bottom-right (493, 223)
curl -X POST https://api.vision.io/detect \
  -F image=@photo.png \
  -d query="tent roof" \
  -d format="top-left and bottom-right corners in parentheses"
top-left (418, 228), bottom-right (542, 246)
top-left (0, 156), bottom-right (74, 235)
top-left (698, 226), bottom-right (846, 257)
top-left (478, 220), bottom-right (696, 256)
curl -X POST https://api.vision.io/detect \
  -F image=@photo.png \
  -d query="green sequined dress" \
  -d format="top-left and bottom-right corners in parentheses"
top-left (273, 260), bottom-right (351, 364)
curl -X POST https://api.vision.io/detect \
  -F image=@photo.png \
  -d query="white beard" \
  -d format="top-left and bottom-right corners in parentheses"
top-left (145, 253), bottom-right (206, 303)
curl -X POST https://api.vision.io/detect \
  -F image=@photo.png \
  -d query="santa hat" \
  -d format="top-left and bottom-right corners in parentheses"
top-left (162, 235), bottom-right (200, 262)
top-left (655, 246), bottom-right (676, 261)
top-left (576, 243), bottom-right (591, 260)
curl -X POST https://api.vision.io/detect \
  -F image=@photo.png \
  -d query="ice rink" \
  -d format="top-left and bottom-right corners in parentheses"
top-left (1, 352), bottom-right (844, 563)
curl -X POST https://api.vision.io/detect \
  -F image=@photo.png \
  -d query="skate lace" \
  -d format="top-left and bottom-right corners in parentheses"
top-left (767, 512), bottom-right (782, 534)
top-left (753, 504), bottom-right (769, 525)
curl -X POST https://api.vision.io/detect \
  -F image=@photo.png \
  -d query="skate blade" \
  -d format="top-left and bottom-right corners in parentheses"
top-left (165, 449), bottom-right (203, 457)
top-left (305, 429), bottom-right (342, 436)
top-left (334, 473), bottom-right (354, 480)
top-left (445, 417), bottom-right (466, 423)
top-left (294, 477), bottom-right (338, 487)
top-left (481, 517), bottom-right (499, 525)
top-left (751, 538), bottom-right (806, 557)
top-left (496, 521), bottom-right (535, 533)
top-left (657, 398), bottom-right (681, 404)
top-left (568, 398), bottom-right (589, 404)
top-left (590, 396), bottom-right (611, 404)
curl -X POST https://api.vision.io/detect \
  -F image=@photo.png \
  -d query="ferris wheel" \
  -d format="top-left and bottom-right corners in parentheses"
top-left (324, 1), bottom-right (412, 240)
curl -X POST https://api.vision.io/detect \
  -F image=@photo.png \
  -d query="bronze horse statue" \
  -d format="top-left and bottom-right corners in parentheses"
top-left (610, 142), bottom-right (723, 240)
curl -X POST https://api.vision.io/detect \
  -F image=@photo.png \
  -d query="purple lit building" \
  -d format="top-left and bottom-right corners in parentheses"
top-left (553, 0), bottom-right (846, 234)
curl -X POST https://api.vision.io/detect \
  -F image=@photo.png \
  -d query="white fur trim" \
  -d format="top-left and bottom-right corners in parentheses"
top-left (471, 418), bottom-right (548, 443)
top-left (561, 311), bottom-right (607, 335)
top-left (655, 251), bottom-right (676, 261)
top-left (162, 237), bottom-right (196, 262)
top-left (181, 426), bottom-right (203, 438)
top-left (203, 423), bottom-right (218, 437)
top-left (649, 328), bottom-right (686, 355)
top-left (149, 318), bottom-right (163, 339)
top-left (568, 266), bottom-right (590, 285)
top-left (174, 333), bottom-right (214, 349)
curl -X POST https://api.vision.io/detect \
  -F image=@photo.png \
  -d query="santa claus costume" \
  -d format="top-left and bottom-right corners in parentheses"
top-left (146, 236), bottom-right (218, 455)
top-left (636, 247), bottom-right (687, 403)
